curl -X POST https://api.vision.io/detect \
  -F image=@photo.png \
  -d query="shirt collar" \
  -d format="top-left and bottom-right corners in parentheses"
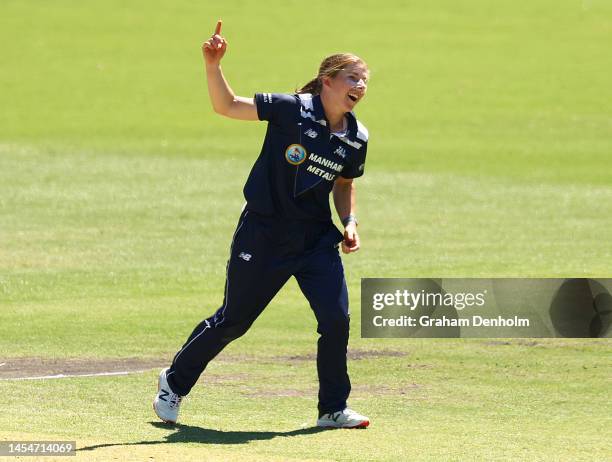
top-left (345, 111), bottom-right (358, 139)
top-left (311, 94), bottom-right (327, 124)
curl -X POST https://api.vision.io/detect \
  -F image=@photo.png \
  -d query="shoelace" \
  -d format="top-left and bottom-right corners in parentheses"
top-left (168, 393), bottom-right (183, 408)
top-left (323, 408), bottom-right (361, 419)
top-left (342, 408), bottom-right (361, 417)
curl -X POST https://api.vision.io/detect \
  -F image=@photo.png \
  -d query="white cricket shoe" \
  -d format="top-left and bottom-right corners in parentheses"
top-left (153, 368), bottom-right (183, 424)
top-left (317, 408), bottom-right (370, 429)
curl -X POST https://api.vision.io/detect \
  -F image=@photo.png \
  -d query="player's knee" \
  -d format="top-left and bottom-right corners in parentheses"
top-left (217, 321), bottom-right (252, 342)
top-left (317, 313), bottom-right (350, 337)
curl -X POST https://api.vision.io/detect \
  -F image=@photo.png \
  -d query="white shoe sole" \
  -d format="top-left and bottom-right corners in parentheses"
top-left (317, 419), bottom-right (370, 429)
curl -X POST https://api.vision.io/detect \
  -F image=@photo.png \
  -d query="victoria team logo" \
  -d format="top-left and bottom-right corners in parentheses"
top-left (285, 144), bottom-right (307, 165)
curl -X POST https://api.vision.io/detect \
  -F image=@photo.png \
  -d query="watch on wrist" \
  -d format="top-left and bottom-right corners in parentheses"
top-left (342, 214), bottom-right (358, 227)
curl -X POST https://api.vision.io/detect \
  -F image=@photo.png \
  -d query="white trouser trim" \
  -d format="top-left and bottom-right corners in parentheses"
top-left (214, 210), bottom-right (248, 327)
top-left (171, 211), bottom-right (249, 364)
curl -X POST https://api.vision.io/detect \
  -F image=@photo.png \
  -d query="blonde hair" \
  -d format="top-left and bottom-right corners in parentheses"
top-left (297, 53), bottom-right (369, 95)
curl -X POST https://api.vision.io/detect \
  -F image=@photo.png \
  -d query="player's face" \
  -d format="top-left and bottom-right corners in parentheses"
top-left (324, 63), bottom-right (369, 113)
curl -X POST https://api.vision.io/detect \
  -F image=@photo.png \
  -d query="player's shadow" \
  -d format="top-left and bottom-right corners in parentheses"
top-left (78, 422), bottom-right (329, 451)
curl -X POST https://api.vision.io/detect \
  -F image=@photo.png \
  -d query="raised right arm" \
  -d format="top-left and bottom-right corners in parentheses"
top-left (202, 20), bottom-right (259, 121)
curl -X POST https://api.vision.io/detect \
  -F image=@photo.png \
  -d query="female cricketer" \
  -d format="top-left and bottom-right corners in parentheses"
top-left (154, 20), bottom-right (371, 429)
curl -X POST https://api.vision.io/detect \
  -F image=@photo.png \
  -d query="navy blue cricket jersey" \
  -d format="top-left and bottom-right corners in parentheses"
top-left (243, 92), bottom-right (368, 222)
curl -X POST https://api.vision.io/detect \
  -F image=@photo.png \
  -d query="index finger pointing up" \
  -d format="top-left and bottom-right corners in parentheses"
top-left (214, 20), bottom-right (222, 35)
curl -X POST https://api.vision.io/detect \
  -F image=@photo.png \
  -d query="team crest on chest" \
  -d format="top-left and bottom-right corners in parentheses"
top-left (285, 144), bottom-right (307, 165)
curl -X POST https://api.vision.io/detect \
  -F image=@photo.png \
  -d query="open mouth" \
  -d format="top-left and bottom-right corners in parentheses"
top-left (347, 93), bottom-right (359, 103)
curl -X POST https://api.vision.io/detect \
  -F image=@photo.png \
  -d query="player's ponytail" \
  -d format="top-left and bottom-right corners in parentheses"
top-left (297, 77), bottom-right (322, 95)
top-left (297, 53), bottom-right (368, 95)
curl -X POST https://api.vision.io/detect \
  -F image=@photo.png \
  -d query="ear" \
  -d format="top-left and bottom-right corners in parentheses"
top-left (321, 75), bottom-right (332, 88)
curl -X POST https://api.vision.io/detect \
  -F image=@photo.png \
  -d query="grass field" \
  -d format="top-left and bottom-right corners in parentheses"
top-left (1, 1), bottom-right (611, 460)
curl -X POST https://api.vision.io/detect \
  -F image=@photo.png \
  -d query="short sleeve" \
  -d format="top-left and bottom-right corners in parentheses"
top-left (340, 144), bottom-right (367, 179)
top-left (341, 119), bottom-right (369, 178)
top-left (254, 93), bottom-right (298, 125)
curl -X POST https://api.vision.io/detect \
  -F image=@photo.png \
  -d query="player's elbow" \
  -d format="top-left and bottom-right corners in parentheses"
top-left (210, 96), bottom-right (234, 117)
top-left (212, 103), bottom-right (230, 117)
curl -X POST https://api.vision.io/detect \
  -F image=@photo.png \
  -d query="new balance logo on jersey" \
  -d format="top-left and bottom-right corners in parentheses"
top-left (304, 128), bottom-right (318, 139)
top-left (334, 146), bottom-right (347, 158)
top-left (238, 252), bottom-right (252, 261)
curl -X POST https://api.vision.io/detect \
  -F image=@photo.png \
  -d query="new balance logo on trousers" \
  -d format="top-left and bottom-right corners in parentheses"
top-left (238, 252), bottom-right (252, 261)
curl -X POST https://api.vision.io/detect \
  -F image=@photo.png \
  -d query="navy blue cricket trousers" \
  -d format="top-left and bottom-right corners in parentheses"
top-left (166, 209), bottom-right (351, 415)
